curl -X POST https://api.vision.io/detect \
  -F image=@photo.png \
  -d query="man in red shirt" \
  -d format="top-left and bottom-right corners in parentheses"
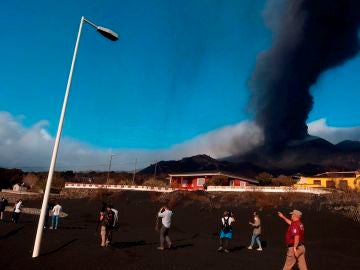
top-left (278, 209), bottom-right (308, 270)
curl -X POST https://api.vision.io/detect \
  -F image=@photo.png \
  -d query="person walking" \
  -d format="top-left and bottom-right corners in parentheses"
top-left (217, 210), bottom-right (235, 253)
top-left (248, 211), bottom-right (263, 251)
top-left (278, 210), bottom-right (308, 270)
top-left (12, 199), bottom-right (23, 223)
top-left (157, 205), bottom-right (173, 250)
top-left (51, 202), bottom-right (62, 229)
top-left (0, 197), bottom-right (8, 221)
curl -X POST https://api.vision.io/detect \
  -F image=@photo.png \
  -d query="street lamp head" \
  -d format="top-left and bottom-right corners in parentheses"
top-left (96, 26), bottom-right (119, 41)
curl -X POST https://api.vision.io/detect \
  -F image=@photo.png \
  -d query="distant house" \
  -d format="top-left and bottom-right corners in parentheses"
top-left (169, 171), bottom-right (259, 190)
top-left (296, 171), bottom-right (360, 190)
top-left (12, 183), bottom-right (28, 192)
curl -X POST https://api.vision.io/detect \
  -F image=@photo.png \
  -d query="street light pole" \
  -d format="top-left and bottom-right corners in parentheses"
top-left (132, 158), bottom-right (137, 184)
top-left (153, 161), bottom-right (158, 181)
top-left (32, 16), bottom-right (118, 258)
top-left (106, 154), bottom-right (119, 183)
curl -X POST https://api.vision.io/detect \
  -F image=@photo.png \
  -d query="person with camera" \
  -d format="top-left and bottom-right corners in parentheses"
top-left (156, 205), bottom-right (173, 250)
top-left (50, 202), bottom-right (62, 229)
top-left (278, 209), bottom-right (308, 270)
top-left (218, 210), bottom-right (235, 253)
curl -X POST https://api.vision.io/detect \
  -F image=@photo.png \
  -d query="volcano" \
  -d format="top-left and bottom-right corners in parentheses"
top-left (141, 138), bottom-right (360, 176)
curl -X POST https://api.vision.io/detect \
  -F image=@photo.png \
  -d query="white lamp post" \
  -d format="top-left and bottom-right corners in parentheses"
top-left (32, 16), bottom-right (118, 258)
top-left (106, 154), bottom-right (120, 183)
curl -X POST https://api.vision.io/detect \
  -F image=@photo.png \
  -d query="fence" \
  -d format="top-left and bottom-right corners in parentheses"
top-left (64, 182), bottom-right (175, 193)
top-left (64, 182), bottom-right (330, 195)
top-left (206, 185), bottom-right (331, 195)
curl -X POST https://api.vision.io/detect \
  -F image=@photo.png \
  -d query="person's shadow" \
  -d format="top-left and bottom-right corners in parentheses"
top-left (0, 227), bottom-right (24, 239)
top-left (231, 245), bottom-right (247, 252)
top-left (41, 239), bottom-right (78, 256)
top-left (112, 240), bottom-right (147, 249)
top-left (170, 243), bottom-right (193, 250)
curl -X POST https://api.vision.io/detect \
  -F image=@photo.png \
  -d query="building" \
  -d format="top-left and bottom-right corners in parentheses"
top-left (296, 171), bottom-right (360, 190)
top-left (12, 183), bottom-right (28, 192)
top-left (169, 171), bottom-right (259, 190)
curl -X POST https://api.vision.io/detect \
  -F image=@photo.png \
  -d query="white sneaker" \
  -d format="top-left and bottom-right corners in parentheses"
top-left (247, 246), bottom-right (253, 250)
top-left (256, 247), bottom-right (263, 251)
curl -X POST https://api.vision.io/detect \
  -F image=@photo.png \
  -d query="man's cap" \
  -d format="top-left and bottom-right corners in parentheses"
top-left (290, 209), bottom-right (302, 217)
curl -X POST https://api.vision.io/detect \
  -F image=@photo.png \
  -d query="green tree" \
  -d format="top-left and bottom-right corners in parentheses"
top-left (274, 175), bottom-right (296, 186)
top-left (256, 172), bottom-right (274, 186)
top-left (207, 175), bottom-right (229, 186)
top-left (23, 173), bottom-right (39, 189)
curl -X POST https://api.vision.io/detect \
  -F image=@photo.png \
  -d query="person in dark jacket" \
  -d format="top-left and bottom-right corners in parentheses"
top-left (44, 202), bottom-right (54, 229)
top-left (0, 198), bottom-right (8, 220)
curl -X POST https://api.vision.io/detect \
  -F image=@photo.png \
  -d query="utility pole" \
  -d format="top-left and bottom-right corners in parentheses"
top-left (132, 158), bottom-right (137, 184)
top-left (153, 161), bottom-right (158, 181)
top-left (107, 154), bottom-right (118, 183)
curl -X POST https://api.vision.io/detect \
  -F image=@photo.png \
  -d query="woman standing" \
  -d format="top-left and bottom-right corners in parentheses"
top-left (248, 211), bottom-right (263, 251)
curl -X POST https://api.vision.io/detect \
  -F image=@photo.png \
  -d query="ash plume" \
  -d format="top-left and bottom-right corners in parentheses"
top-left (249, 0), bottom-right (360, 148)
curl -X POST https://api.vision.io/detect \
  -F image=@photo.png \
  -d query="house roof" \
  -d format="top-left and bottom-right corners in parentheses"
top-left (168, 171), bottom-right (259, 184)
top-left (314, 171), bottom-right (358, 178)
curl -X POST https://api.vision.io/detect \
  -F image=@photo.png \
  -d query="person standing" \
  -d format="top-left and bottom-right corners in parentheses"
top-left (44, 202), bottom-right (54, 229)
top-left (218, 210), bottom-right (235, 253)
top-left (107, 205), bottom-right (118, 246)
top-left (12, 199), bottom-right (23, 223)
top-left (51, 202), bottom-right (62, 229)
top-left (278, 210), bottom-right (308, 270)
top-left (0, 198), bottom-right (8, 221)
top-left (99, 205), bottom-right (114, 247)
top-left (248, 211), bottom-right (263, 251)
top-left (99, 205), bottom-right (107, 247)
top-left (157, 205), bottom-right (173, 250)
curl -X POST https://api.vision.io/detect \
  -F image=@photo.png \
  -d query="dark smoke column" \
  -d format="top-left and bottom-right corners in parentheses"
top-left (249, 0), bottom-right (360, 148)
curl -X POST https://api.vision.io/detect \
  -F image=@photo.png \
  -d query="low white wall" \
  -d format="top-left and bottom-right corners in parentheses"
top-left (1, 189), bottom-right (42, 195)
top-left (206, 186), bottom-right (330, 195)
top-left (64, 182), bottom-right (330, 195)
top-left (64, 183), bottom-right (175, 193)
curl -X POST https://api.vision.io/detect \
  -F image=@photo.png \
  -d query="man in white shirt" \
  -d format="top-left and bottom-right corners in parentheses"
top-left (51, 202), bottom-right (62, 229)
top-left (12, 199), bottom-right (23, 223)
top-left (157, 206), bottom-right (173, 250)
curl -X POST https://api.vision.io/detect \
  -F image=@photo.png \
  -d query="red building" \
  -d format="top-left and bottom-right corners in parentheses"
top-left (169, 171), bottom-right (259, 190)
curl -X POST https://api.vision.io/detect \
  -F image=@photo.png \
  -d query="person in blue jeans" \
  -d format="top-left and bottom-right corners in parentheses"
top-left (51, 202), bottom-right (62, 229)
top-left (248, 211), bottom-right (263, 251)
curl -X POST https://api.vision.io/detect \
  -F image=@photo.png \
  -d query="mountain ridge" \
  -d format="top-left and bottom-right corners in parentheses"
top-left (141, 138), bottom-right (360, 176)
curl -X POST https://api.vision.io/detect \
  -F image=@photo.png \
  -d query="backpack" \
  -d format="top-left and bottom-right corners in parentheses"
top-left (222, 217), bottom-right (232, 233)
top-left (111, 209), bottom-right (120, 231)
top-left (104, 210), bottom-right (114, 227)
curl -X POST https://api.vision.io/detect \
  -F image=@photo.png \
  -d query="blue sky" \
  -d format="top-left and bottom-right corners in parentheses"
top-left (1, 0), bottom-right (360, 171)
